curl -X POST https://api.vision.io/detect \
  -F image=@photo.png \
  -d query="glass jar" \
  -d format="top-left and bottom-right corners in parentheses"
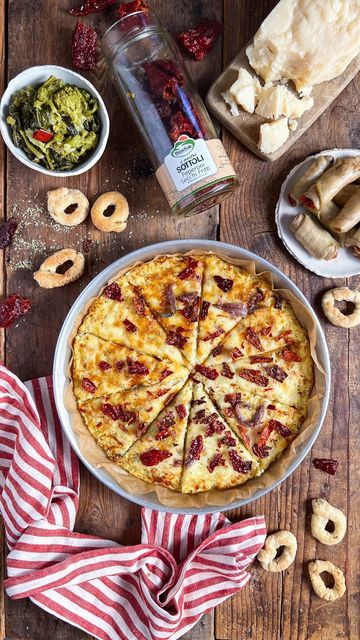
top-left (102, 9), bottom-right (239, 217)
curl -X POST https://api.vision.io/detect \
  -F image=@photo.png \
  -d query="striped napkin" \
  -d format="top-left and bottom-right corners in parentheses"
top-left (0, 365), bottom-right (267, 640)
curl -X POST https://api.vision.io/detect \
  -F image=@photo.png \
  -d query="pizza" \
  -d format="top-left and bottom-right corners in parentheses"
top-left (71, 253), bottom-right (314, 494)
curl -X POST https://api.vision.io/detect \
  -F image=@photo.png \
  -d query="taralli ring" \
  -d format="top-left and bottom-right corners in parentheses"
top-left (47, 188), bottom-right (90, 227)
top-left (308, 560), bottom-right (346, 601)
top-left (311, 498), bottom-right (347, 546)
top-left (321, 287), bottom-right (360, 328)
top-left (91, 191), bottom-right (129, 232)
top-left (257, 530), bottom-right (297, 572)
top-left (33, 248), bottom-right (85, 289)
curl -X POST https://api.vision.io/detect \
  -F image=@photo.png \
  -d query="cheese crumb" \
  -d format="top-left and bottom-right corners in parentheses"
top-left (258, 118), bottom-right (290, 154)
top-left (221, 90), bottom-right (240, 117)
top-left (255, 83), bottom-right (314, 119)
top-left (229, 68), bottom-right (261, 113)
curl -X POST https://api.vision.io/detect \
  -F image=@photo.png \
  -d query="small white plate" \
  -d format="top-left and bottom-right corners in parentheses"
top-left (276, 148), bottom-right (360, 278)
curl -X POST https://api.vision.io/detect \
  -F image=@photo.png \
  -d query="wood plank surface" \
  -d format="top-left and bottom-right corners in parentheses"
top-left (1, 1), bottom-right (359, 640)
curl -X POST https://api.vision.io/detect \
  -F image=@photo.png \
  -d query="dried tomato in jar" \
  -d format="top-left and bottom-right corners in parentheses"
top-left (102, 7), bottom-right (239, 217)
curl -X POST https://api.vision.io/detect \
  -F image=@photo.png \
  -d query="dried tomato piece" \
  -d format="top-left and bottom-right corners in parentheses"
top-left (219, 432), bottom-right (236, 448)
top-left (204, 414), bottom-right (225, 437)
top-left (214, 275), bottom-right (233, 292)
top-left (267, 404), bottom-right (276, 410)
top-left (70, 0), bottom-right (115, 16)
top-left (133, 296), bottom-right (146, 316)
top-left (166, 330), bottom-right (188, 349)
top-left (176, 18), bottom-right (223, 61)
top-left (253, 444), bottom-right (270, 459)
top-left (155, 411), bottom-right (176, 440)
top-left (180, 296), bottom-right (200, 323)
top-left (203, 327), bottom-right (225, 342)
top-left (265, 365), bottom-right (288, 383)
top-left (224, 392), bottom-right (242, 406)
top-left (228, 450), bottom-right (252, 474)
top-left (72, 22), bottom-right (97, 71)
top-left (215, 302), bottom-right (247, 318)
top-left (177, 292), bottom-right (199, 305)
top-left (208, 453), bottom-right (225, 473)
top-left (160, 369), bottom-right (173, 381)
top-left (175, 403), bottom-right (187, 419)
top-left (239, 368), bottom-right (268, 387)
top-left (184, 435), bottom-right (203, 466)
top-left (140, 448), bottom-right (172, 466)
top-left (98, 360), bottom-right (111, 371)
top-left (102, 403), bottom-right (120, 420)
top-left (123, 319), bottom-right (137, 332)
top-left (32, 129), bottom-right (54, 143)
top-left (212, 345), bottom-right (223, 357)
top-left (82, 377), bottom-right (96, 394)
top-left (193, 409), bottom-right (206, 423)
top-left (313, 458), bottom-right (339, 475)
top-left (247, 288), bottom-right (265, 314)
top-left (200, 300), bottom-right (210, 319)
top-left (0, 218), bottom-right (18, 249)
top-left (178, 258), bottom-right (198, 280)
top-left (194, 365), bottom-right (219, 380)
top-left (170, 111), bottom-right (195, 142)
top-left (221, 363), bottom-right (234, 379)
top-left (245, 327), bottom-right (264, 352)
top-left (231, 347), bottom-right (243, 360)
top-left (250, 355), bottom-right (273, 364)
top-left (104, 282), bottom-right (124, 301)
top-left (127, 357), bottom-right (149, 376)
top-left (118, 0), bottom-right (149, 18)
top-left (281, 348), bottom-right (302, 362)
top-left (114, 361), bottom-right (124, 371)
top-left (0, 294), bottom-right (31, 328)
top-left (258, 419), bottom-right (292, 447)
top-left (274, 294), bottom-right (283, 310)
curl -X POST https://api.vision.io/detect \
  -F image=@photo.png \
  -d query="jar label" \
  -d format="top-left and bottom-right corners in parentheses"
top-left (156, 138), bottom-right (237, 210)
top-left (164, 136), bottom-right (217, 192)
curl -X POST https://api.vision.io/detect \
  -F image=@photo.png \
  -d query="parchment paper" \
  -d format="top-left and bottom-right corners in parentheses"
top-left (64, 250), bottom-right (326, 508)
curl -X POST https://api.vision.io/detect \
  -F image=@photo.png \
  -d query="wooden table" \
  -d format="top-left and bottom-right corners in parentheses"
top-left (1, 1), bottom-right (359, 639)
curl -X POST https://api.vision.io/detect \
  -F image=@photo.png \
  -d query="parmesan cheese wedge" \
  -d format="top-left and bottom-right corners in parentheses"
top-left (229, 68), bottom-right (261, 113)
top-left (255, 83), bottom-right (314, 119)
top-left (258, 118), bottom-right (290, 154)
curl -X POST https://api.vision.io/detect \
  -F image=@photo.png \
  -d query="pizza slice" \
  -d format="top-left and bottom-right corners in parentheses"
top-left (78, 274), bottom-right (185, 366)
top-left (206, 298), bottom-right (308, 366)
top-left (180, 382), bottom-right (259, 494)
top-left (119, 380), bottom-right (193, 490)
top-left (195, 340), bottom-right (313, 412)
top-left (127, 255), bottom-right (204, 367)
top-left (77, 377), bottom-right (187, 462)
top-left (72, 333), bottom-right (189, 402)
top-left (197, 254), bottom-right (274, 363)
top-left (205, 381), bottom-right (305, 473)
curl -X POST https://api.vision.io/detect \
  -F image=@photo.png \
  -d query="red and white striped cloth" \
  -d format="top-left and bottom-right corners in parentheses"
top-left (0, 365), bottom-right (267, 640)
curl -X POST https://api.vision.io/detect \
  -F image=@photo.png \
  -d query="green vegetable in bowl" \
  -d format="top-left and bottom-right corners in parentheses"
top-left (6, 76), bottom-right (100, 171)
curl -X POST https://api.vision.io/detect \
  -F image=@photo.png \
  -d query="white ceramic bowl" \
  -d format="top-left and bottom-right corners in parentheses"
top-left (0, 65), bottom-right (110, 177)
top-left (53, 240), bottom-right (331, 514)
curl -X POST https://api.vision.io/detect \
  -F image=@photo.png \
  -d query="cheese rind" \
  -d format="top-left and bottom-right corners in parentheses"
top-left (258, 118), bottom-right (290, 154)
top-left (246, 0), bottom-right (360, 92)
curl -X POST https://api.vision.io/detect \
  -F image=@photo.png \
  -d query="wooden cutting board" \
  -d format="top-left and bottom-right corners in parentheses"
top-left (206, 43), bottom-right (360, 162)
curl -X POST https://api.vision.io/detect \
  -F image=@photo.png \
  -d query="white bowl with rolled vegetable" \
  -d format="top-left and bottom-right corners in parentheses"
top-left (276, 148), bottom-right (360, 278)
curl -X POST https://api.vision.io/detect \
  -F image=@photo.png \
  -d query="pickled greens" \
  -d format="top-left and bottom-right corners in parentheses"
top-left (6, 75), bottom-right (100, 171)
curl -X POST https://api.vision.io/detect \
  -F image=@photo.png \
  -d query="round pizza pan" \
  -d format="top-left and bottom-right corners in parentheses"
top-left (53, 240), bottom-right (331, 514)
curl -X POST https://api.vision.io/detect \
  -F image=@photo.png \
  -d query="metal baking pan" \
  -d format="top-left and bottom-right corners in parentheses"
top-left (53, 239), bottom-right (331, 514)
